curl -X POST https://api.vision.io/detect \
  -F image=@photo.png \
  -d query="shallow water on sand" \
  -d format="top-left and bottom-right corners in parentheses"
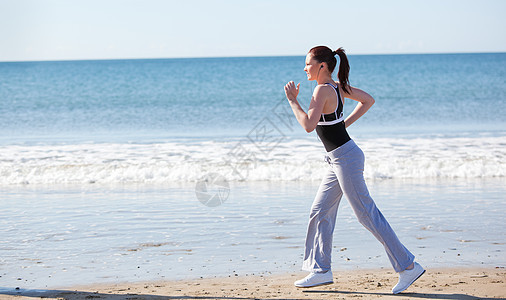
top-left (0, 178), bottom-right (504, 289)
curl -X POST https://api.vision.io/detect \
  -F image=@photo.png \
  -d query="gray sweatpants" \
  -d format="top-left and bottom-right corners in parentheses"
top-left (301, 139), bottom-right (414, 273)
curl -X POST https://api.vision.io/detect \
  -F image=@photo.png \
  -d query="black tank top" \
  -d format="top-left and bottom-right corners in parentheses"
top-left (315, 83), bottom-right (351, 152)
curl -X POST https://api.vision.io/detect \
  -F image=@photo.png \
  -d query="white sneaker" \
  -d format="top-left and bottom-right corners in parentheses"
top-left (392, 262), bottom-right (425, 294)
top-left (294, 271), bottom-right (333, 288)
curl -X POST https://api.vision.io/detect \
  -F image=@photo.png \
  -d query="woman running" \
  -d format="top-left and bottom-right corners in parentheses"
top-left (284, 46), bottom-right (425, 294)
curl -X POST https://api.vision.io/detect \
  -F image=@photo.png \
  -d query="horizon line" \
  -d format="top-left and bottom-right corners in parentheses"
top-left (1, 50), bottom-right (505, 63)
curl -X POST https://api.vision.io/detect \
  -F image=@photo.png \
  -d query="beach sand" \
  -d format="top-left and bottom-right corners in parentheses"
top-left (4, 267), bottom-right (505, 299)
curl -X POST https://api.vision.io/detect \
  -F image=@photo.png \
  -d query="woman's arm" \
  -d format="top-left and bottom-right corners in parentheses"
top-left (342, 86), bottom-right (375, 128)
top-left (284, 81), bottom-right (329, 133)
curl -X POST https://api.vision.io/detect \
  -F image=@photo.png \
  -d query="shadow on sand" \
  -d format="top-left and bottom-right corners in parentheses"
top-left (1, 287), bottom-right (290, 300)
top-left (1, 286), bottom-right (504, 300)
top-left (304, 289), bottom-right (506, 300)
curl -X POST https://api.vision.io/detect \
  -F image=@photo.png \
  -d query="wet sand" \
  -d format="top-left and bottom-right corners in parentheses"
top-left (3, 267), bottom-right (505, 299)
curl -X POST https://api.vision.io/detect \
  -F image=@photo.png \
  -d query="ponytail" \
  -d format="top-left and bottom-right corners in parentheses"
top-left (334, 48), bottom-right (350, 94)
top-left (308, 45), bottom-right (351, 93)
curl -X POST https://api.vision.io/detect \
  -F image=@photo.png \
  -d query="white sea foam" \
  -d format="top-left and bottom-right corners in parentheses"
top-left (1, 136), bottom-right (505, 185)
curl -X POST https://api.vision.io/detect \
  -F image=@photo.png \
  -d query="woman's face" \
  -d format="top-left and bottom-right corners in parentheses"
top-left (304, 54), bottom-right (321, 81)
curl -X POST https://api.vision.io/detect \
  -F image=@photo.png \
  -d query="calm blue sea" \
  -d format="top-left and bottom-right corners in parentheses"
top-left (1, 53), bottom-right (505, 184)
top-left (1, 53), bottom-right (505, 144)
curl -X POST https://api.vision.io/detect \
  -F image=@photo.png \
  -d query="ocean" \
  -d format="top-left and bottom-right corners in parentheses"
top-left (0, 53), bottom-right (505, 289)
top-left (1, 53), bottom-right (505, 184)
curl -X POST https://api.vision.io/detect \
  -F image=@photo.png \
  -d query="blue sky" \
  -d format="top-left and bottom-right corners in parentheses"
top-left (1, 0), bottom-right (505, 61)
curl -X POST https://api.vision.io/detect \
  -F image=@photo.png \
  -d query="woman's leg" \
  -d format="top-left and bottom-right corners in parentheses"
top-left (330, 144), bottom-right (414, 272)
top-left (301, 167), bottom-right (343, 273)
